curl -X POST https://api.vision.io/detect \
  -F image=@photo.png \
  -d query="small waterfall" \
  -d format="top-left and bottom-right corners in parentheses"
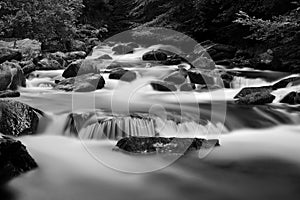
top-left (231, 76), bottom-right (269, 88)
top-left (63, 111), bottom-right (228, 140)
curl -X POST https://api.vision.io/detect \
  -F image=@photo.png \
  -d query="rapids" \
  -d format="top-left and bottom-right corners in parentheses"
top-left (3, 43), bottom-right (300, 200)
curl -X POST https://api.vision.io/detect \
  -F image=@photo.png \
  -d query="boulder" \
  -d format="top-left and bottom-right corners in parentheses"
top-left (164, 71), bottom-right (186, 85)
top-left (192, 57), bottom-right (215, 70)
top-left (142, 50), bottom-right (168, 61)
top-left (109, 68), bottom-right (137, 82)
top-left (37, 58), bottom-right (62, 70)
top-left (112, 44), bottom-right (134, 55)
top-left (272, 77), bottom-right (300, 90)
top-left (187, 70), bottom-right (215, 85)
top-left (21, 60), bottom-right (36, 75)
top-left (0, 61), bottom-right (26, 91)
top-left (0, 90), bottom-right (20, 98)
top-left (234, 86), bottom-right (273, 99)
top-left (62, 59), bottom-right (84, 78)
top-left (55, 73), bottom-right (105, 92)
top-left (151, 81), bottom-right (177, 92)
top-left (280, 92), bottom-right (300, 105)
top-left (0, 48), bottom-right (22, 63)
top-left (0, 100), bottom-right (40, 137)
top-left (180, 83), bottom-right (196, 91)
top-left (116, 137), bottom-right (220, 154)
top-left (106, 63), bottom-right (123, 70)
top-left (235, 91), bottom-right (275, 105)
top-left (47, 52), bottom-right (68, 67)
top-left (127, 42), bottom-right (139, 49)
top-left (0, 134), bottom-right (38, 184)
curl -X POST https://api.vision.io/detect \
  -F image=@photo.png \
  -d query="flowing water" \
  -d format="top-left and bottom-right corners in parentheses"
top-left (3, 43), bottom-right (300, 200)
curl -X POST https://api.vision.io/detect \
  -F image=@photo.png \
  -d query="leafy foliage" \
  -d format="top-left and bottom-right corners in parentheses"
top-left (0, 0), bottom-right (84, 43)
top-left (234, 2), bottom-right (300, 42)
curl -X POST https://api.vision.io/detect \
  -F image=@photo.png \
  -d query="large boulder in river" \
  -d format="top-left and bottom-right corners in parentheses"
top-left (151, 81), bottom-right (177, 92)
top-left (280, 92), bottom-right (300, 105)
top-left (109, 68), bottom-right (137, 82)
top-left (0, 100), bottom-right (40, 137)
top-left (56, 73), bottom-right (105, 92)
top-left (164, 71), bottom-right (186, 85)
top-left (234, 86), bottom-right (273, 99)
top-left (0, 134), bottom-right (38, 184)
top-left (142, 50), bottom-right (168, 61)
top-left (272, 77), bottom-right (300, 90)
top-left (112, 44), bottom-right (134, 55)
top-left (0, 48), bottom-right (22, 63)
top-left (62, 59), bottom-right (101, 78)
top-left (235, 91), bottom-right (275, 105)
top-left (116, 137), bottom-right (220, 154)
top-left (0, 61), bottom-right (26, 91)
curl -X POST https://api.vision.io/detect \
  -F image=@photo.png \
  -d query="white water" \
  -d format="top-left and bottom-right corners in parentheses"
top-left (4, 43), bottom-right (300, 200)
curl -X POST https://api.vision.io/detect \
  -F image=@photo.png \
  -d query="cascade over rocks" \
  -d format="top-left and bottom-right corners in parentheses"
top-left (0, 100), bottom-right (41, 137)
top-left (0, 134), bottom-right (38, 184)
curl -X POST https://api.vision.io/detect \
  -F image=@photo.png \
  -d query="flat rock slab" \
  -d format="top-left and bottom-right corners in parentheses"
top-left (116, 137), bottom-right (220, 154)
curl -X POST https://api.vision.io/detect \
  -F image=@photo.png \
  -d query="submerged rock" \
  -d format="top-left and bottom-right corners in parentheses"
top-left (151, 81), bottom-right (177, 92)
top-left (142, 50), bottom-right (168, 61)
top-left (0, 100), bottom-right (40, 137)
top-left (235, 91), bottom-right (275, 105)
top-left (116, 137), bottom-right (220, 154)
top-left (0, 90), bottom-right (20, 98)
top-left (234, 86), bottom-right (273, 99)
top-left (0, 134), bottom-right (38, 184)
top-left (56, 73), bottom-right (105, 92)
top-left (164, 71), bottom-right (186, 85)
top-left (0, 61), bottom-right (26, 91)
top-left (109, 68), bottom-right (137, 82)
top-left (98, 54), bottom-right (113, 60)
top-left (280, 92), bottom-right (300, 105)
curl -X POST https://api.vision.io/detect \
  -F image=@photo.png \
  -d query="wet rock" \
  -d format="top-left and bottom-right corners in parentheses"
top-left (151, 81), bottom-right (177, 92)
top-left (180, 83), bottom-right (196, 91)
top-left (164, 71), bottom-right (186, 85)
top-left (0, 134), bottom-right (38, 184)
top-left (0, 61), bottom-right (26, 91)
top-left (192, 57), bottom-right (215, 70)
top-left (142, 50), bottom-right (168, 61)
top-left (62, 59), bottom-right (84, 78)
top-left (21, 61), bottom-right (36, 75)
top-left (234, 86), bottom-right (273, 99)
top-left (0, 100), bottom-right (40, 137)
top-left (187, 70), bottom-right (215, 85)
top-left (280, 92), bottom-right (300, 105)
top-left (112, 44), bottom-right (134, 55)
top-left (98, 54), bottom-right (113, 60)
top-left (235, 91), bottom-right (275, 105)
top-left (56, 73), bottom-right (105, 92)
top-left (0, 90), bottom-right (20, 98)
top-left (0, 48), bottom-right (22, 64)
top-left (37, 58), bottom-right (62, 70)
top-left (62, 59), bottom-right (101, 78)
top-left (47, 52), bottom-right (68, 67)
top-left (109, 68), bottom-right (137, 82)
top-left (106, 63), bottom-right (123, 70)
top-left (116, 137), bottom-right (220, 154)
top-left (272, 77), bottom-right (300, 90)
